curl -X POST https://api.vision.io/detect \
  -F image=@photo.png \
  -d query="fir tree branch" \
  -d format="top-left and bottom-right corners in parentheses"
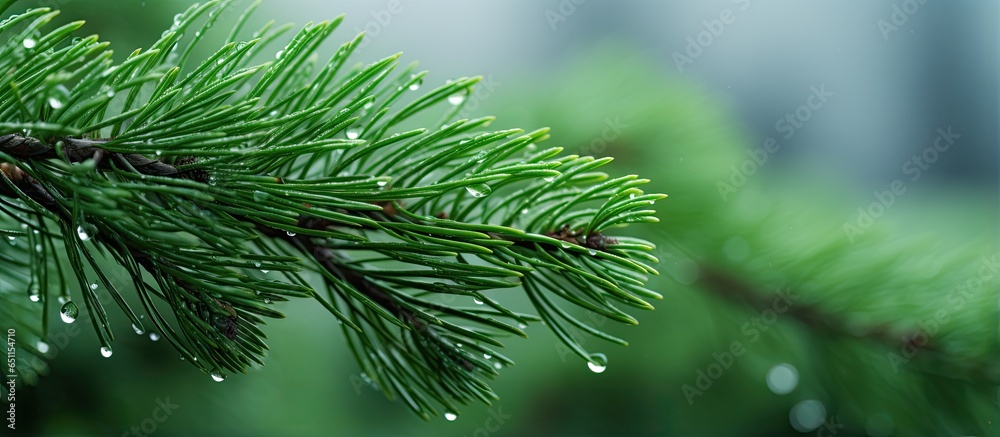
top-left (0, 0), bottom-right (664, 418)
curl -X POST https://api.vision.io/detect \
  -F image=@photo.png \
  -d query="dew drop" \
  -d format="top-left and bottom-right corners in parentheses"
top-left (465, 183), bottom-right (492, 198)
top-left (376, 179), bottom-right (389, 187)
top-left (472, 297), bottom-right (483, 305)
top-left (447, 92), bottom-right (466, 106)
top-left (22, 38), bottom-right (36, 49)
top-left (275, 50), bottom-right (284, 60)
top-left (483, 353), bottom-right (491, 359)
top-left (587, 353), bottom-right (608, 373)
top-left (100, 346), bottom-right (113, 358)
top-left (444, 412), bottom-right (457, 421)
top-left (543, 176), bottom-right (556, 183)
top-left (253, 261), bottom-right (261, 268)
top-left (132, 323), bottom-right (144, 335)
top-left (493, 362), bottom-right (502, 370)
top-left (47, 97), bottom-right (63, 109)
top-left (36, 341), bottom-right (50, 354)
top-left (559, 242), bottom-right (572, 249)
top-left (286, 231), bottom-right (297, 237)
top-left (346, 128), bottom-right (361, 140)
top-left (34, 243), bottom-right (42, 252)
top-left (77, 224), bottom-right (97, 241)
top-left (29, 293), bottom-right (40, 302)
top-left (587, 249), bottom-right (597, 256)
top-left (60, 301), bottom-right (79, 323)
top-left (409, 83), bottom-right (421, 91)
top-left (210, 370), bottom-right (225, 382)
top-left (106, 89), bottom-right (115, 98)
top-left (154, 150), bottom-right (162, 156)
top-left (518, 323), bottom-right (527, 329)
top-left (90, 283), bottom-right (98, 290)
top-left (149, 332), bottom-right (160, 341)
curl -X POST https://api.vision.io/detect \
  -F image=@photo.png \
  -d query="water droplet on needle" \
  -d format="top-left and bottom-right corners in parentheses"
top-left (60, 301), bottom-right (79, 323)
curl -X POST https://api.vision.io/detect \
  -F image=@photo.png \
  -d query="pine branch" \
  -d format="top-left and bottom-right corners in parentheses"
top-left (0, 1), bottom-right (664, 419)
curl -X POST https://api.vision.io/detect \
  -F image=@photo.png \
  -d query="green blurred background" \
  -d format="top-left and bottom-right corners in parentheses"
top-left (7, 0), bottom-right (999, 435)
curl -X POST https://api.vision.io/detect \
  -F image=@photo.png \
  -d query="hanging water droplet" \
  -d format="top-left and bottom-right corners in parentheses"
top-left (521, 208), bottom-right (529, 214)
top-left (173, 13), bottom-right (183, 25)
top-left (559, 242), bottom-right (572, 249)
top-left (47, 97), bottom-right (63, 109)
top-left (60, 301), bottom-right (79, 323)
top-left (587, 353), bottom-right (608, 373)
top-left (253, 261), bottom-right (261, 268)
top-left (518, 323), bottom-right (527, 329)
top-left (285, 231), bottom-right (297, 237)
top-left (90, 283), bottom-right (98, 290)
top-left (444, 412), bottom-right (457, 421)
top-left (37, 341), bottom-right (50, 354)
top-left (493, 362), bottom-right (503, 370)
top-left (6, 235), bottom-right (14, 241)
top-left (216, 58), bottom-right (225, 65)
top-left (149, 332), bottom-right (160, 341)
top-left (28, 293), bottom-right (40, 302)
top-left (483, 353), bottom-right (492, 359)
top-left (210, 370), bottom-right (225, 382)
top-left (447, 92), bottom-right (466, 106)
top-left (587, 249), bottom-right (597, 256)
top-left (132, 323), bottom-right (144, 335)
top-left (261, 269), bottom-right (269, 274)
top-left (77, 223), bottom-right (97, 241)
top-left (33, 243), bottom-right (42, 252)
top-left (346, 128), bottom-right (361, 140)
top-left (154, 150), bottom-right (162, 156)
top-left (100, 346), bottom-right (113, 358)
top-left (106, 89), bottom-right (115, 98)
top-left (275, 50), bottom-right (285, 60)
top-left (465, 183), bottom-right (492, 198)
top-left (376, 180), bottom-right (389, 187)
top-left (455, 343), bottom-right (463, 348)
top-left (22, 38), bottom-right (36, 49)
top-left (472, 297), bottom-right (483, 305)
top-left (408, 82), bottom-right (421, 91)
top-left (543, 176), bottom-right (556, 183)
